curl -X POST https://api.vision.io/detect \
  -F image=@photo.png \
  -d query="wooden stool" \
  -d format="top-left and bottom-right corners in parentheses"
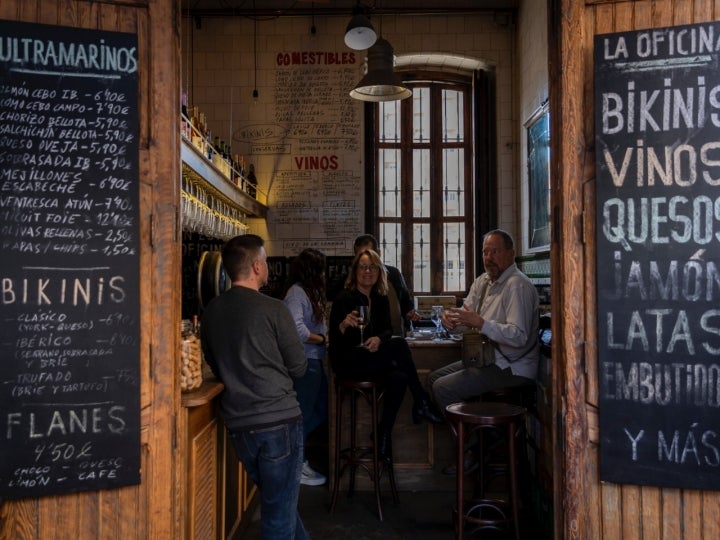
top-left (445, 401), bottom-right (526, 540)
top-left (329, 379), bottom-right (399, 521)
top-left (478, 382), bottom-right (536, 499)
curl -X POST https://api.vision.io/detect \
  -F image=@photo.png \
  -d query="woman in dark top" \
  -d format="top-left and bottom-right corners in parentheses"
top-left (328, 249), bottom-right (442, 464)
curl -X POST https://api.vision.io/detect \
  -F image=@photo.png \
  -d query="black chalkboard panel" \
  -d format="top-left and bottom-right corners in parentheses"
top-left (326, 255), bottom-right (353, 300)
top-left (595, 22), bottom-right (720, 490)
top-left (261, 256), bottom-right (292, 299)
top-left (0, 20), bottom-right (140, 498)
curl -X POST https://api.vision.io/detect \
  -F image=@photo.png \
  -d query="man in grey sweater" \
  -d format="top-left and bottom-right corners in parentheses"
top-left (201, 234), bottom-right (309, 540)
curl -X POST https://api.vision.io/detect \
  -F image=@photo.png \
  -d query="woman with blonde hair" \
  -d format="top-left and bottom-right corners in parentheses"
top-left (328, 249), bottom-right (442, 464)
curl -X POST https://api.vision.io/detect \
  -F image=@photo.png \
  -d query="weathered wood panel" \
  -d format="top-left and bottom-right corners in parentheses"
top-left (0, 0), bottom-right (180, 538)
top-left (557, 0), bottom-right (720, 538)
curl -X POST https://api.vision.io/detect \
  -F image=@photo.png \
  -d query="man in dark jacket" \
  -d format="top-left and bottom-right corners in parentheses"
top-left (201, 234), bottom-right (309, 540)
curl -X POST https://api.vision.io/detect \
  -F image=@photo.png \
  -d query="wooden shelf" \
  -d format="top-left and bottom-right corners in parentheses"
top-left (181, 138), bottom-right (267, 219)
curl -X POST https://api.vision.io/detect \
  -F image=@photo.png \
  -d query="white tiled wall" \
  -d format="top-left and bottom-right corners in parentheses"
top-left (517, 0), bottom-right (550, 255)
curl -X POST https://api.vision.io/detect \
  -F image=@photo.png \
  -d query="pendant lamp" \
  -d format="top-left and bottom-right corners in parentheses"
top-left (344, 8), bottom-right (377, 50)
top-left (350, 38), bottom-right (412, 102)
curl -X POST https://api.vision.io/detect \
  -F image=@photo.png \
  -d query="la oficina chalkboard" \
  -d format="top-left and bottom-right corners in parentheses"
top-left (595, 22), bottom-right (720, 491)
top-left (0, 20), bottom-right (141, 499)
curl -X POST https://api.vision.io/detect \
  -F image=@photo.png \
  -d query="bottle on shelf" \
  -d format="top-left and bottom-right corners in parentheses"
top-left (190, 107), bottom-right (204, 152)
top-left (223, 142), bottom-right (232, 179)
top-left (212, 136), bottom-right (223, 170)
top-left (205, 127), bottom-right (213, 161)
top-left (246, 163), bottom-right (257, 199)
top-left (181, 92), bottom-right (189, 139)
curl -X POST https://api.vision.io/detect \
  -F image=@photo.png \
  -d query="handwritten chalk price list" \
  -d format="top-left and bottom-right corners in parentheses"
top-left (594, 21), bottom-right (720, 491)
top-left (0, 19), bottom-right (141, 499)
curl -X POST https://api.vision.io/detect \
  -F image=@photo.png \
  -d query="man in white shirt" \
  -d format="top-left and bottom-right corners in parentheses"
top-left (430, 229), bottom-right (539, 415)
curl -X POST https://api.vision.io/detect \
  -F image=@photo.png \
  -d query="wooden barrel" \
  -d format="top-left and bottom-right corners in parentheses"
top-left (197, 250), bottom-right (230, 311)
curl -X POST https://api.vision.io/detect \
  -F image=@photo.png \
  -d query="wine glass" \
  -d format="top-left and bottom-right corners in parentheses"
top-left (430, 305), bottom-right (444, 341)
top-left (356, 305), bottom-right (369, 346)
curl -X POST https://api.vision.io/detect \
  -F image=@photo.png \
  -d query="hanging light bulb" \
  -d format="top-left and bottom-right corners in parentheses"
top-left (344, 6), bottom-right (376, 50)
top-left (350, 38), bottom-right (411, 102)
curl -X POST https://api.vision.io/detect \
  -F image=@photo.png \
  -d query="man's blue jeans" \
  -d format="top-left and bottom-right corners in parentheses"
top-left (228, 417), bottom-right (310, 540)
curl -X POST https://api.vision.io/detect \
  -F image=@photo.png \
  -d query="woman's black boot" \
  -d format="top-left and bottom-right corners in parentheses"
top-left (376, 424), bottom-right (393, 464)
top-left (412, 398), bottom-right (444, 425)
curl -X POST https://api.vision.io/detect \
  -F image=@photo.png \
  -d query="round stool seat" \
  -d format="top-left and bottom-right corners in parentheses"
top-left (445, 401), bottom-right (526, 540)
top-left (336, 379), bottom-right (382, 391)
top-left (446, 401), bottom-right (525, 426)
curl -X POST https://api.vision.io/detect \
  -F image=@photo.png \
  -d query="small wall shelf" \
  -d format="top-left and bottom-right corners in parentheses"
top-left (181, 138), bottom-right (267, 219)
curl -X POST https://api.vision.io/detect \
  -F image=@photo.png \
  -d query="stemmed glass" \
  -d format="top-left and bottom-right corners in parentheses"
top-left (430, 305), bottom-right (444, 341)
top-left (356, 306), bottom-right (369, 346)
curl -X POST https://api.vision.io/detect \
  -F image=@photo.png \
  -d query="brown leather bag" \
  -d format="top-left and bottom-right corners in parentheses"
top-left (461, 332), bottom-right (495, 369)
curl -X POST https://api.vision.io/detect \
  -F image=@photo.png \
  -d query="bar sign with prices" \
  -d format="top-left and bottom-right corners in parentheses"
top-left (0, 19), bottom-right (141, 499)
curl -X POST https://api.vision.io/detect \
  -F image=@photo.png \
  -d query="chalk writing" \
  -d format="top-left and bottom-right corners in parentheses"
top-left (236, 52), bottom-right (363, 253)
top-left (0, 20), bottom-right (140, 499)
top-left (595, 22), bottom-right (720, 490)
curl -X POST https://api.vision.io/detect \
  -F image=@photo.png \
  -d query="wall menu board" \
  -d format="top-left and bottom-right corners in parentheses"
top-left (0, 20), bottom-right (140, 498)
top-left (243, 52), bottom-right (362, 255)
top-left (595, 22), bottom-right (720, 490)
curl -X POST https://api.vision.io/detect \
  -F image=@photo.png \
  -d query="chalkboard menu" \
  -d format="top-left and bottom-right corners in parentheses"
top-left (261, 257), bottom-right (291, 299)
top-left (0, 20), bottom-right (140, 498)
top-left (595, 22), bottom-right (720, 490)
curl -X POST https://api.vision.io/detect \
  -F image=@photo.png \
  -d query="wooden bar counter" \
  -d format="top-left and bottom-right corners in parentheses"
top-left (180, 380), bottom-right (258, 539)
top-left (328, 338), bottom-right (462, 492)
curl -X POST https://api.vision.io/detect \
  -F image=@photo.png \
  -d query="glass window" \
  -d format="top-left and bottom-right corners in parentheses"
top-left (375, 80), bottom-right (473, 296)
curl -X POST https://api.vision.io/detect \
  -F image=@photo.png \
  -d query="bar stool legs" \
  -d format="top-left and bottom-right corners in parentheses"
top-left (329, 379), bottom-right (399, 521)
top-left (446, 401), bottom-right (526, 540)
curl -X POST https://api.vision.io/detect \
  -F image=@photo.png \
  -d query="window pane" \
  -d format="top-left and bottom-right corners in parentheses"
top-left (379, 223), bottom-right (401, 268)
top-left (379, 100), bottom-right (400, 142)
top-left (442, 89), bottom-right (463, 142)
top-left (443, 223), bottom-right (465, 291)
top-left (374, 81), bottom-right (471, 296)
top-left (412, 223), bottom-right (431, 293)
top-left (412, 87), bottom-right (430, 143)
top-left (443, 148), bottom-right (464, 217)
top-left (378, 149), bottom-right (401, 217)
top-left (413, 149), bottom-right (430, 218)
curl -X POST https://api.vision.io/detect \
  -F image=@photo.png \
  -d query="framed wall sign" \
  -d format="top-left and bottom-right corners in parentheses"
top-left (525, 103), bottom-right (551, 252)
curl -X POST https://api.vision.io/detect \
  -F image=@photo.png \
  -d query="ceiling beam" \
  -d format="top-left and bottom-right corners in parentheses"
top-left (183, 6), bottom-right (516, 19)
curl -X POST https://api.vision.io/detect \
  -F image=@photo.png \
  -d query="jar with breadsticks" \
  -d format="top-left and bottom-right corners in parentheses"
top-left (180, 318), bottom-right (203, 392)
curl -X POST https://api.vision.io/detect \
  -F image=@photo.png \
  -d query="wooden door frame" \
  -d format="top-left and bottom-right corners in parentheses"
top-left (549, 0), bottom-right (589, 537)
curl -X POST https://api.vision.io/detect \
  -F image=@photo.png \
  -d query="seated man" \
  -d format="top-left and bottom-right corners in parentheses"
top-left (429, 229), bottom-right (539, 472)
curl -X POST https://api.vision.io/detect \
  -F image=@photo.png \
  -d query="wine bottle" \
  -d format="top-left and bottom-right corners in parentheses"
top-left (213, 137), bottom-right (223, 169)
top-left (233, 154), bottom-right (241, 187)
top-left (181, 92), bottom-right (189, 138)
top-left (206, 128), bottom-right (213, 161)
top-left (247, 163), bottom-right (258, 198)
